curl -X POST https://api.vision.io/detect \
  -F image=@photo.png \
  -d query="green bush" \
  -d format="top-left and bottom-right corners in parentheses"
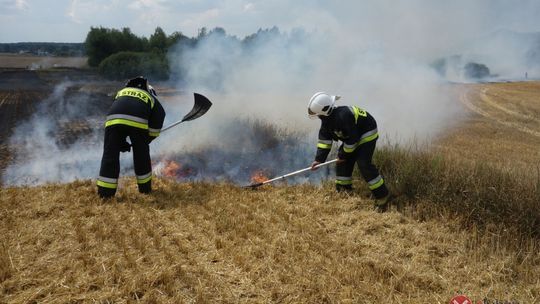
top-left (98, 51), bottom-right (169, 80)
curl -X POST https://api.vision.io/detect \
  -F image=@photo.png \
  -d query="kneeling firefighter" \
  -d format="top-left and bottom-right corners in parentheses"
top-left (308, 92), bottom-right (391, 212)
top-left (97, 76), bottom-right (165, 198)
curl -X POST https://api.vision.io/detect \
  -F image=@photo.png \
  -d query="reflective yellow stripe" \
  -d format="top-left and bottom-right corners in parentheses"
top-left (97, 180), bottom-right (117, 189)
top-left (358, 132), bottom-right (378, 145)
top-left (350, 106), bottom-right (367, 124)
top-left (148, 128), bottom-right (161, 137)
top-left (368, 177), bottom-right (385, 190)
top-left (137, 175), bottom-right (152, 184)
top-left (336, 179), bottom-right (353, 185)
top-left (105, 118), bottom-right (148, 130)
top-left (343, 131), bottom-right (379, 153)
top-left (115, 88), bottom-right (154, 109)
top-left (343, 144), bottom-right (356, 153)
top-left (317, 143), bottom-right (332, 149)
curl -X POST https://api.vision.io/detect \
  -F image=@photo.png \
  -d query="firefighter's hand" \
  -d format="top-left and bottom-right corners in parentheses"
top-left (311, 161), bottom-right (321, 171)
top-left (119, 141), bottom-right (131, 153)
top-left (337, 158), bottom-right (346, 164)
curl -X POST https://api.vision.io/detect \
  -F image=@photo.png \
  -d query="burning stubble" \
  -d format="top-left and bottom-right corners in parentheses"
top-left (5, 1), bottom-right (540, 185)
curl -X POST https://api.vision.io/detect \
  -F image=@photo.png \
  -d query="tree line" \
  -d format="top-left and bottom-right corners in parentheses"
top-left (84, 26), bottom-right (291, 81)
top-left (85, 27), bottom-right (189, 80)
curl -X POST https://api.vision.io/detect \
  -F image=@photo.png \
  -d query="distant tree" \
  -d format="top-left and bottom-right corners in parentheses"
top-left (209, 27), bottom-right (226, 36)
top-left (464, 62), bottom-right (490, 79)
top-left (242, 26), bottom-right (281, 46)
top-left (98, 51), bottom-right (169, 80)
top-left (149, 27), bottom-right (168, 52)
top-left (85, 26), bottom-right (147, 67)
top-left (118, 27), bottom-right (148, 52)
top-left (167, 31), bottom-right (190, 48)
top-left (197, 27), bottom-right (208, 39)
top-left (85, 27), bottom-right (116, 66)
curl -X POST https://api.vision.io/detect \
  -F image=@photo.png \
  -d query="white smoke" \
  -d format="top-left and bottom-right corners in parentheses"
top-left (2, 81), bottom-right (133, 186)
top-left (157, 29), bottom-right (458, 158)
top-left (5, 0), bottom-right (540, 185)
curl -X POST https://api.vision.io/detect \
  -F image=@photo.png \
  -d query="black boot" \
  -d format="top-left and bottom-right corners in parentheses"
top-left (336, 184), bottom-right (353, 193)
top-left (97, 186), bottom-right (116, 199)
top-left (138, 181), bottom-right (152, 194)
top-left (374, 193), bottom-right (394, 213)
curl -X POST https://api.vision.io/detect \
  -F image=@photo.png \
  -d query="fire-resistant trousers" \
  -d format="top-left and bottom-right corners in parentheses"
top-left (97, 125), bottom-right (152, 198)
top-left (335, 139), bottom-right (389, 199)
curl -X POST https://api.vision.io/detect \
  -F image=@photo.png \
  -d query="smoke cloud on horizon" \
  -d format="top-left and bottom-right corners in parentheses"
top-left (4, 1), bottom-right (540, 185)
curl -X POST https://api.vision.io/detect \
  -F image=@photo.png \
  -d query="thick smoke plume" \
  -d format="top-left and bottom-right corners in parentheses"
top-left (6, 1), bottom-right (540, 185)
top-left (4, 82), bottom-right (107, 185)
top-left (155, 28), bottom-right (460, 172)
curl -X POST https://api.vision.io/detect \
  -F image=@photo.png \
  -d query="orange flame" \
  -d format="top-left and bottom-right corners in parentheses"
top-left (162, 160), bottom-right (181, 178)
top-left (250, 170), bottom-right (269, 184)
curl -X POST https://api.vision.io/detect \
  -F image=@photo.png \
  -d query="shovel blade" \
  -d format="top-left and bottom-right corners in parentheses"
top-left (182, 93), bottom-right (213, 122)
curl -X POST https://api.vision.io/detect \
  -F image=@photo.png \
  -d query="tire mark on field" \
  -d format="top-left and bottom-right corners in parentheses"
top-left (480, 87), bottom-right (538, 121)
top-left (460, 89), bottom-right (540, 138)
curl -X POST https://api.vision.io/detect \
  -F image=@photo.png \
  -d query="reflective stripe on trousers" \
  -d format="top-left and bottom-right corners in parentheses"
top-left (367, 175), bottom-right (384, 190)
top-left (137, 172), bottom-right (152, 184)
top-left (335, 175), bottom-right (353, 185)
top-left (97, 176), bottom-right (118, 189)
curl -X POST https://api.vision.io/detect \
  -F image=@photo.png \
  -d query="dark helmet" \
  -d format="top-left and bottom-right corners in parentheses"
top-left (125, 76), bottom-right (158, 99)
top-left (125, 76), bottom-right (149, 91)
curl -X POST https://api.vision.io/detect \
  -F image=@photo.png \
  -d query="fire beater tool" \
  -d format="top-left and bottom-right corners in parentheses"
top-left (243, 159), bottom-right (339, 189)
top-left (161, 93), bottom-right (213, 132)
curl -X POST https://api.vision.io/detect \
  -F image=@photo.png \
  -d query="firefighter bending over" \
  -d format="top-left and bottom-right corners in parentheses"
top-left (308, 92), bottom-right (392, 212)
top-left (97, 76), bottom-right (165, 198)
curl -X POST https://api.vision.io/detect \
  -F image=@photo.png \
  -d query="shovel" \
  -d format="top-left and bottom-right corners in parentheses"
top-left (161, 93), bottom-right (213, 132)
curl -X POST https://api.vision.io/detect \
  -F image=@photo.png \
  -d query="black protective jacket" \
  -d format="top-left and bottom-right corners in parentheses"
top-left (105, 87), bottom-right (166, 140)
top-left (315, 105), bottom-right (378, 162)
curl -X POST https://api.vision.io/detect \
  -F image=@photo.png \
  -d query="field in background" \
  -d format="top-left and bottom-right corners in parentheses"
top-left (439, 82), bottom-right (540, 174)
top-left (0, 70), bottom-right (539, 303)
top-left (0, 53), bottom-right (87, 69)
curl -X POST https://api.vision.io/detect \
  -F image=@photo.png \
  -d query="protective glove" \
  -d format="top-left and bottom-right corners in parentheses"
top-left (119, 141), bottom-right (131, 153)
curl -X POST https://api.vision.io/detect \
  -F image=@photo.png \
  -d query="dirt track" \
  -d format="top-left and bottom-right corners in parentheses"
top-left (437, 81), bottom-right (540, 173)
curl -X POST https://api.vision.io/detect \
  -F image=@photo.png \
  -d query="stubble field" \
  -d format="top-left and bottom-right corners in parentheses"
top-left (0, 66), bottom-right (539, 303)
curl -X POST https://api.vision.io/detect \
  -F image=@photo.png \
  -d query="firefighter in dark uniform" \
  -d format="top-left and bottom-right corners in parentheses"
top-left (97, 76), bottom-right (165, 198)
top-left (308, 92), bottom-right (391, 212)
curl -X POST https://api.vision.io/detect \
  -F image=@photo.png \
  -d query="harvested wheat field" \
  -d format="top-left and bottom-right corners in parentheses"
top-left (1, 82), bottom-right (540, 303)
top-left (0, 54), bottom-right (87, 69)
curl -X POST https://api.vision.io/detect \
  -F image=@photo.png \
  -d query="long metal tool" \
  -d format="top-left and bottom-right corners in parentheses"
top-left (161, 93), bottom-right (213, 132)
top-left (244, 159), bottom-right (339, 188)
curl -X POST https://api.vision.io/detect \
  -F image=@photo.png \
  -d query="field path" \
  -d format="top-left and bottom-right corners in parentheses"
top-left (459, 85), bottom-right (540, 138)
top-left (479, 88), bottom-right (537, 121)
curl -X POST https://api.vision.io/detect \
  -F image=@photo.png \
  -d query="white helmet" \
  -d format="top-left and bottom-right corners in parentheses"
top-left (308, 92), bottom-right (340, 118)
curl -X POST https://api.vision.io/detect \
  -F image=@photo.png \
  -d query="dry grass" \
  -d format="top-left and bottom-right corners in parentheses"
top-left (1, 81), bottom-right (540, 303)
top-left (1, 179), bottom-right (539, 303)
top-left (438, 82), bottom-right (540, 173)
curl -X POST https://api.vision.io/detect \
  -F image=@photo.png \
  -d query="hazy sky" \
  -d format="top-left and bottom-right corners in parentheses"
top-left (1, 0), bottom-right (540, 43)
